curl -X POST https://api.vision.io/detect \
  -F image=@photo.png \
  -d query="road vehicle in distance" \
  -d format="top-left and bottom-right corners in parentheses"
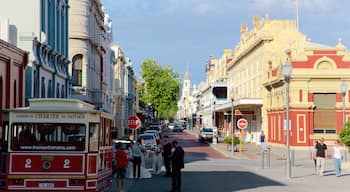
top-left (198, 127), bottom-right (214, 142)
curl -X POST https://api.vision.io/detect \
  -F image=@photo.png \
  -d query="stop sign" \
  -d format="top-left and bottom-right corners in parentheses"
top-left (237, 118), bottom-right (248, 129)
top-left (127, 116), bottom-right (141, 129)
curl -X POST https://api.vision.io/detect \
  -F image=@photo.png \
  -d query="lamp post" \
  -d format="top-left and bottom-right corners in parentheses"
top-left (231, 98), bottom-right (235, 156)
top-left (283, 59), bottom-right (292, 179)
top-left (341, 81), bottom-right (347, 127)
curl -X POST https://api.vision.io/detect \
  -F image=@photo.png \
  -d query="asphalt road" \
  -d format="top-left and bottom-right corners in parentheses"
top-left (110, 130), bottom-right (350, 192)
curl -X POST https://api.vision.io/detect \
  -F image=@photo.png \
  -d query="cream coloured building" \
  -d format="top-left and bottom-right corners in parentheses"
top-left (227, 16), bottom-right (305, 144)
top-left (69, 0), bottom-right (106, 108)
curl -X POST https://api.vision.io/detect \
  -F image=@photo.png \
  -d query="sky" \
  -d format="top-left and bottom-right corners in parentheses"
top-left (102, 0), bottom-right (350, 85)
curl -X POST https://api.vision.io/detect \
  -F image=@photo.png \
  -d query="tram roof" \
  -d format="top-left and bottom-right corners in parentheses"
top-left (6, 99), bottom-right (98, 113)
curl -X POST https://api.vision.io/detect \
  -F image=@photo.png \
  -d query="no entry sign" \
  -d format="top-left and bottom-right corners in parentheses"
top-left (237, 118), bottom-right (248, 129)
top-left (127, 116), bottom-right (141, 129)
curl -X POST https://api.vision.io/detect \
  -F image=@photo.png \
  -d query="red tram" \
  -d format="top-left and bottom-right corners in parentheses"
top-left (0, 99), bottom-right (114, 191)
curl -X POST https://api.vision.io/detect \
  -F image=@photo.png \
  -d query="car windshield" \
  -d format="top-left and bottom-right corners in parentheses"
top-left (203, 128), bottom-right (213, 132)
top-left (139, 135), bottom-right (153, 140)
top-left (149, 127), bottom-right (159, 130)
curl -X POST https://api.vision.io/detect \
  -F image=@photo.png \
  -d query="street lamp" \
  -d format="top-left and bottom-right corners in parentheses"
top-left (283, 59), bottom-right (292, 179)
top-left (341, 81), bottom-right (347, 127)
top-left (231, 98), bottom-right (235, 156)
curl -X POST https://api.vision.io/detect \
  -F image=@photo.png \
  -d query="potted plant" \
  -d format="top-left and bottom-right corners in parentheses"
top-left (224, 136), bottom-right (240, 152)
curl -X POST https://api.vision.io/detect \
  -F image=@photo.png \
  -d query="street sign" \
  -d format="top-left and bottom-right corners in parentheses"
top-left (127, 116), bottom-right (141, 129)
top-left (237, 118), bottom-right (248, 129)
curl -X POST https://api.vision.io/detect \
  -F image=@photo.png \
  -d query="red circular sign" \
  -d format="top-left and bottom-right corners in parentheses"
top-left (127, 116), bottom-right (141, 129)
top-left (237, 118), bottom-right (248, 129)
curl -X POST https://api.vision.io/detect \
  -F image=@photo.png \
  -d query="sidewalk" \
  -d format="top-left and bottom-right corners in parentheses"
top-left (185, 129), bottom-right (350, 169)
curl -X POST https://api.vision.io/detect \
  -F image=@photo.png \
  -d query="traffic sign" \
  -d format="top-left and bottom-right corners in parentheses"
top-left (237, 118), bottom-right (248, 129)
top-left (127, 116), bottom-right (141, 129)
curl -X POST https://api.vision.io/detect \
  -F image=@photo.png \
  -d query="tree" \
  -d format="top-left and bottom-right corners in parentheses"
top-left (339, 122), bottom-right (350, 152)
top-left (140, 59), bottom-right (180, 120)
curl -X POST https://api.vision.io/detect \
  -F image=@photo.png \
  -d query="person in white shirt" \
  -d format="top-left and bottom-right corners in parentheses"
top-left (333, 140), bottom-right (344, 177)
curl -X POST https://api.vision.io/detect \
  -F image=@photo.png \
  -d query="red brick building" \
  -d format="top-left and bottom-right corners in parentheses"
top-left (0, 39), bottom-right (28, 124)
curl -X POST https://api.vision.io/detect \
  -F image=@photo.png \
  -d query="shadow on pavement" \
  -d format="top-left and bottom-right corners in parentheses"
top-left (124, 170), bottom-right (285, 192)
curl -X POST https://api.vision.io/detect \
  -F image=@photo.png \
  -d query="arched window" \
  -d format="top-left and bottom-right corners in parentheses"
top-left (13, 80), bottom-right (17, 108)
top-left (41, 77), bottom-right (46, 98)
top-left (72, 54), bottom-right (83, 86)
top-left (61, 85), bottom-right (65, 98)
top-left (48, 80), bottom-right (52, 98)
top-left (56, 83), bottom-right (60, 98)
top-left (33, 70), bottom-right (38, 98)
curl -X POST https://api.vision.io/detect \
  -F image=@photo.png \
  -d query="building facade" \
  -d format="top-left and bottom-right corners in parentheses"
top-left (111, 45), bottom-right (126, 137)
top-left (69, 0), bottom-right (106, 108)
top-left (227, 16), bottom-right (305, 144)
top-left (0, 0), bottom-right (70, 103)
top-left (264, 39), bottom-right (350, 146)
top-left (0, 39), bottom-right (28, 123)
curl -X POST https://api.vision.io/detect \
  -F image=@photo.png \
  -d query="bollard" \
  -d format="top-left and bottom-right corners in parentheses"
top-left (261, 148), bottom-right (265, 169)
top-left (267, 146), bottom-right (271, 168)
top-left (291, 149), bottom-right (295, 166)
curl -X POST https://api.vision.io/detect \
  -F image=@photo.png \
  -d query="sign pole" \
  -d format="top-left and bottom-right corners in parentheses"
top-left (239, 129), bottom-right (242, 155)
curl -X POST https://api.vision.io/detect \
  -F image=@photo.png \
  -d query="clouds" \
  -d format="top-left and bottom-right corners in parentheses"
top-left (250, 0), bottom-right (339, 16)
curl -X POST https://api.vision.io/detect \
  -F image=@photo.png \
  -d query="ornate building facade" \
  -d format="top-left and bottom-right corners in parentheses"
top-left (0, 0), bottom-right (70, 103)
top-left (69, 0), bottom-right (106, 108)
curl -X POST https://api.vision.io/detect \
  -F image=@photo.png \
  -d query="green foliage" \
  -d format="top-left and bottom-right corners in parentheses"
top-left (223, 136), bottom-right (240, 145)
top-left (139, 59), bottom-right (181, 120)
top-left (339, 122), bottom-right (350, 152)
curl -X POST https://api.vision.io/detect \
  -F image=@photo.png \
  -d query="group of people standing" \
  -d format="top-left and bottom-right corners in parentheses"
top-left (313, 137), bottom-right (345, 177)
top-left (114, 135), bottom-right (185, 192)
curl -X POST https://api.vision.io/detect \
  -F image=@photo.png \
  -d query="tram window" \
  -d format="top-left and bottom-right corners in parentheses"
top-left (0, 121), bottom-right (8, 152)
top-left (11, 123), bottom-right (86, 151)
top-left (89, 123), bottom-right (99, 152)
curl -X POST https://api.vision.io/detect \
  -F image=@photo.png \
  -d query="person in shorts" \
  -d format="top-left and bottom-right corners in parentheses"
top-left (115, 143), bottom-right (128, 192)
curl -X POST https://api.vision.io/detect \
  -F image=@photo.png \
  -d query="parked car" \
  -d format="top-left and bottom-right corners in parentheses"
top-left (168, 123), bottom-right (175, 130)
top-left (144, 130), bottom-right (160, 140)
top-left (138, 133), bottom-right (157, 150)
top-left (148, 125), bottom-right (161, 133)
top-left (173, 124), bottom-right (184, 132)
top-left (198, 127), bottom-right (214, 142)
top-left (112, 135), bottom-right (132, 152)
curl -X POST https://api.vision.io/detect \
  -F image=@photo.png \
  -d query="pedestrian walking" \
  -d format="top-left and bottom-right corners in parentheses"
top-left (333, 140), bottom-right (344, 177)
top-left (131, 138), bottom-right (143, 179)
top-left (315, 137), bottom-right (327, 176)
top-left (170, 140), bottom-right (184, 192)
top-left (312, 141), bottom-right (318, 172)
top-left (260, 131), bottom-right (266, 152)
top-left (162, 135), bottom-right (172, 176)
top-left (153, 140), bottom-right (163, 175)
top-left (115, 143), bottom-right (128, 192)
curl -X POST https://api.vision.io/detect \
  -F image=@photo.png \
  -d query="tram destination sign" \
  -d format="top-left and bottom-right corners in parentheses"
top-left (14, 113), bottom-right (87, 120)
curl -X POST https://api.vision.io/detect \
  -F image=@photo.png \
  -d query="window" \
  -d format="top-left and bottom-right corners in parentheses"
top-left (41, 77), bottom-right (46, 98)
top-left (13, 80), bottom-right (17, 108)
top-left (89, 123), bottom-right (99, 152)
top-left (56, 83), bottom-right (60, 98)
top-left (61, 85), bottom-right (65, 98)
top-left (48, 79), bottom-right (52, 98)
top-left (33, 70), bottom-right (38, 98)
top-left (72, 54), bottom-right (83, 86)
top-left (11, 123), bottom-right (86, 151)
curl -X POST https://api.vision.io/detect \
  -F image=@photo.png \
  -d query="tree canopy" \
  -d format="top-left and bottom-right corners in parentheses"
top-left (139, 59), bottom-right (180, 120)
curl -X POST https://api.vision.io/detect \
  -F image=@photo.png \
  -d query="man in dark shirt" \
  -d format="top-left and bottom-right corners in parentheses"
top-left (162, 135), bottom-right (172, 176)
top-left (170, 140), bottom-right (184, 192)
top-left (315, 137), bottom-right (327, 176)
